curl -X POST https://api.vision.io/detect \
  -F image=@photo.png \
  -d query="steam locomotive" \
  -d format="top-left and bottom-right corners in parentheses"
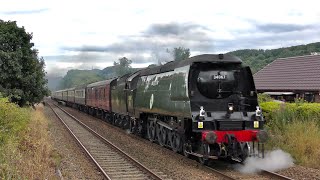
top-left (52, 54), bottom-right (267, 164)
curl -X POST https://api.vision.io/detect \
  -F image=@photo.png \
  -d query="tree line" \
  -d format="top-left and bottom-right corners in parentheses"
top-left (228, 42), bottom-right (320, 73)
top-left (0, 20), bottom-right (48, 106)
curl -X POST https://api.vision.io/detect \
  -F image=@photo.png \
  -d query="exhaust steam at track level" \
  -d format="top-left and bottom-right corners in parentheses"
top-left (235, 149), bottom-right (294, 174)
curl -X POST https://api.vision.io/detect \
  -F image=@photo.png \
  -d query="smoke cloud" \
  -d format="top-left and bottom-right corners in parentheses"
top-left (236, 149), bottom-right (294, 174)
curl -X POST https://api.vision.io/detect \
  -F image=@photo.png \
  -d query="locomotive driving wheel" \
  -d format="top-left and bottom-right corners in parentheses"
top-left (198, 142), bottom-right (209, 165)
top-left (122, 116), bottom-right (130, 129)
top-left (147, 120), bottom-right (156, 142)
top-left (157, 125), bottom-right (167, 147)
top-left (171, 132), bottom-right (182, 153)
top-left (183, 141), bottom-right (191, 158)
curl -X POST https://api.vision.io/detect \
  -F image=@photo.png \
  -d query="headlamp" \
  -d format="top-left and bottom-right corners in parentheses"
top-left (255, 106), bottom-right (261, 117)
top-left (200, 106), bottom-right (205, 117)
top-left (228, 103), bottom-right (234, 113)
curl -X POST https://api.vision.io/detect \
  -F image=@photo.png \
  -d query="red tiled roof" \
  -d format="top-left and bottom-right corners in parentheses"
top-left (253, 55), bottom-right (320, 91)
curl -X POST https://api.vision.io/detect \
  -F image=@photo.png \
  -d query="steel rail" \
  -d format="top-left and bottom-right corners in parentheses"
top-left (55, 102), bottom-right (241, 180)
top-left (48, 103), bottom-right (111, 179)
top-left (205, 166), bottom-right (237, 180)
top-left (260, 169), bottom-right (294, 180)
top-left (49, 102), bottom-right (164, 180)
top-left (53, 101), bottom-right (295, 180)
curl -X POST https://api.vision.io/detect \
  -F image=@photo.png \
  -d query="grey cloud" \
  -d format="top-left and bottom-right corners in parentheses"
top-left (63, 41), bottom-right (157, 53)
top-left (62, 22), bottom-right (214, 54)
top-left (256, 23), bottom-right (314, 33)
top-left (3, 8), bottom-right (49, 15)
top-left (46, 62), bottom-right (102, 77)
top-left (145, 22), bottom-right (208, 36)
top-left (57, 21), bottom-right (320, 72)
top-left (214, 27), bottom-right (320, 53)
top-left (44, 53), bottom-right (115, 64)
top-left (46, 66), bottom-right (70, 77)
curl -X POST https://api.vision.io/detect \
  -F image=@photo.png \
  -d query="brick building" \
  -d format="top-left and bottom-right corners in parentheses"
top-left (254, 54), bottom-right (320, 102)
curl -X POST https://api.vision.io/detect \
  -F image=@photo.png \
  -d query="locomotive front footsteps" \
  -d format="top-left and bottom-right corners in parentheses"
top-left (52, 54), bottom-right (267, 165)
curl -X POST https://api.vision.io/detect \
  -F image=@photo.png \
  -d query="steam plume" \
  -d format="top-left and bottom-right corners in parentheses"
top-left (237, 149), bottom-right (294, 174)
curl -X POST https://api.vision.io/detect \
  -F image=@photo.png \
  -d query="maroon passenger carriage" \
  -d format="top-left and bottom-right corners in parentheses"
top-left (85, 79), bottom-right (115, 119)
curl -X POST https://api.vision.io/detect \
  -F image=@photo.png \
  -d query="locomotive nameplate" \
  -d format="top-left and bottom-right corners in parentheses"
top-left (198, 122), bottom-right (203, 129)
top-left (254, 121), bottom-right (259, 128)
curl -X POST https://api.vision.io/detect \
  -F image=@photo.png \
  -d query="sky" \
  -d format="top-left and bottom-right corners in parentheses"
top-left (1, 0), bottom-right (319, 77)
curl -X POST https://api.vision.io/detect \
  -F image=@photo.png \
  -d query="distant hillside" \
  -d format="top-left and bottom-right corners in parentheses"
top-left (52, 42), bottom-right (320, 90)
top-left (56, 65), bottom-right (140, 90)
top-left (58, 69), bottom-right (105, 89)
top-left (46, 75), bottom-right (62, 92)
top-left (228, 42), bottom-right (320, 73)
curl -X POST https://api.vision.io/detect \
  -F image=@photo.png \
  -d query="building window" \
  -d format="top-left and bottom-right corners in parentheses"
top-left (304, 92), bottom-right (315, 102)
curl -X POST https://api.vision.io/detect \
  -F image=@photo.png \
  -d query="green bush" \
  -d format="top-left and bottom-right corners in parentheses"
top-left (261, 101), bottom-right (320, 125)
top-left (0, 98), bottom-right (30, 145)
top-left (0, 98), bottom-right (30, 177)
top-left (260, 101), bottom-right (281, 122)
top-left (258, 93), bottom-right (273, 103)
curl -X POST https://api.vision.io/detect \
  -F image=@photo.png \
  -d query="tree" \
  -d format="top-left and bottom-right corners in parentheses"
top-left (113, 57), bottom-right (133, 76)
top-left (0, 20), bottom-right (49, 106)
top-left (171, 47), bottom-right (190, 61)
top-left (58, 70), bottom-right (104, 89)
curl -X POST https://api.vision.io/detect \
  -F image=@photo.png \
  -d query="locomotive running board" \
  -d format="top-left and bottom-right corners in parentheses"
top-left (185, 151), bottom-right (218, 160)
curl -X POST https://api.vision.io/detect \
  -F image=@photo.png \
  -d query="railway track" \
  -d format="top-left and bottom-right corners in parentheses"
top-left (50, 101), bottom-right (295, 180)
top-left (48, 102), bottom-right (168, 180)
top-left (260, 169), bottom-right (294, 180)
top-left (205, 166), bottom-right (237, 180)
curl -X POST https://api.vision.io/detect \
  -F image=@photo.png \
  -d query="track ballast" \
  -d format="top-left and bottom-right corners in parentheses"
top-left (48, 102), bottom-right (169, 180)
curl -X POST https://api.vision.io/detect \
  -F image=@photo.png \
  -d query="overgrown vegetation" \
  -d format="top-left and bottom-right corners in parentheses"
top-left (0, 99), bottom-right (56, 178)
top-left (259, 95), bottom-right (320, 169)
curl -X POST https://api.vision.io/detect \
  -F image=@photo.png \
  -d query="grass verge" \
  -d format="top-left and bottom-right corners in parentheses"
top-left (0, 99), bottom-right (58, 179)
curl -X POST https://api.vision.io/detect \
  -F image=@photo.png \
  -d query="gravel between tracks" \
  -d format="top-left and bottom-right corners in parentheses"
top-left (44, 105), bottom-right (104, 179)
top-left (47, 102), bottom-right (320, 180)
top-left (277, 165), bottom-right (320, 180)
top-left (58, 104), bottom-right (271, 180)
